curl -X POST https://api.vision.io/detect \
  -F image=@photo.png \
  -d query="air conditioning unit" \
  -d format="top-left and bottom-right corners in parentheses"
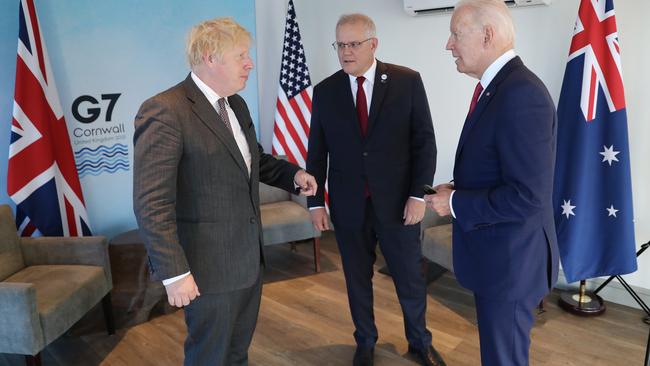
top-left (403, 0), bottom-right (552, 16)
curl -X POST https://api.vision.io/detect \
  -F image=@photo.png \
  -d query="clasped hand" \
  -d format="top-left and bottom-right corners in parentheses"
top-left (294, 170), bottom-right (317, 196)
top-left (424, 183), bottom-right (454, 217)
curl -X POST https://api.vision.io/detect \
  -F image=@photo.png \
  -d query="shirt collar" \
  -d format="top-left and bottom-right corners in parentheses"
top-left (191, 71), bottom-right (228, 107)
top-left (480, 49), bottom-right (517, 90)
top-left (348, 58), bottom-right (377, 86)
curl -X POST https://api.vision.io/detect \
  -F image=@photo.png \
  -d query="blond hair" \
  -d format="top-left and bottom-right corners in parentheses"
top-left (336, 13), bottom-right (377, 38)
top-left (186, 17), bottom-right (251, 68)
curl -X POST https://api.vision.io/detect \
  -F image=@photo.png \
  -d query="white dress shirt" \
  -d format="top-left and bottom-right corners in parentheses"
top-left (310, 59), bottom-right (423, 212)
top-left (162, 73), bottom-right (253, 286)
top-left (449, 49), bottom-right (517, 219)
top-left (191, 72), bottom-right (252, 175)
top-left (349, 58), bottom-right (377, 114)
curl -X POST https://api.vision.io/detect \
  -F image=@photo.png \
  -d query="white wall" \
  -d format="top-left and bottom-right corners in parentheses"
top-left (255, 0), bottom-right (650, 304)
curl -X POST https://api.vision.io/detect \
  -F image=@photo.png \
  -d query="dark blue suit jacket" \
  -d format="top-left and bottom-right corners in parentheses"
top-left (307, 61), bottom-right (436, 229)
top-left (452, 57), bottom-right (559, 301)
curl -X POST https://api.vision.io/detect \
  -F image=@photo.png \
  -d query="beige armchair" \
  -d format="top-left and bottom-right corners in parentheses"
top-left (0, 205), bottom-right (114, 366)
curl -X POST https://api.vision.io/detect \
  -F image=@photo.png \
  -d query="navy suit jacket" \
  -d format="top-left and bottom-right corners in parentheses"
top-left (452, 57), bottom-right (560, 301)
top-left (307, 61), bottom-right (436, 229)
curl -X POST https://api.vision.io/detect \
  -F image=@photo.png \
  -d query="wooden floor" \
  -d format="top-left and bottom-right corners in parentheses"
top-left (1, 231), bottom-right (648, 365)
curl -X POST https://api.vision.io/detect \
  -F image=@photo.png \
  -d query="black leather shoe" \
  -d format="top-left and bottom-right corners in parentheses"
top-left (353, 346), bottom-right (374, 366)
top-left (408, 345), bottom-right (446, 366)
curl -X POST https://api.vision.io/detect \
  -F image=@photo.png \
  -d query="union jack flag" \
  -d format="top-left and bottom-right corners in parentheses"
top-left (554, 0), bottom-right (636, 282)
top-left (8, 0), bottom-right (92, 237)
top-left (271, 0), bottom-right (313, 168)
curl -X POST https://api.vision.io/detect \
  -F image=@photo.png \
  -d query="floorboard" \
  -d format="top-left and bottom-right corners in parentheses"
top-left (1, 232), bottom-right (647, 365)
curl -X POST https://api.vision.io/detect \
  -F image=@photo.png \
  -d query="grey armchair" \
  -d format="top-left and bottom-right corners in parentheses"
top-left (259, 182), bottom-right (322, 272)
top-left (0, 205), bottom-right (114, 366)
top-left (420, 208), bottom-right (454, 272)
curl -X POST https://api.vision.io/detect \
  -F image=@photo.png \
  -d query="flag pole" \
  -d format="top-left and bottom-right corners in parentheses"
top-left (643, 317), bottom-right (650, 366)
top-left (558, 280), bottom-right (606, 316)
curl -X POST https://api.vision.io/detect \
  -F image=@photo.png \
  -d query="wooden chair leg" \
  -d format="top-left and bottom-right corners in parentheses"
top-left (313, 237), bottom-right (321, 273)
top-left (102, 292), bottom-right (116, 335)
top-left (25, 353), bottom-right (41, 366)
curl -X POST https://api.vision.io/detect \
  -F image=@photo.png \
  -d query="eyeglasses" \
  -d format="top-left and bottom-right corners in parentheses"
top-left (331, 38), bottom-right (373, 51)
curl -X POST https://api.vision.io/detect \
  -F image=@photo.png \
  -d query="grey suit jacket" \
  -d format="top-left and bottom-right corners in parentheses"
top-left (133, 74), bottom-right (299, 294)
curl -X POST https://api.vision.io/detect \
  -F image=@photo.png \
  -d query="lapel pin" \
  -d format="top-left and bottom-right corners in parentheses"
top-left (380, 74), bottom-right (388, 83)
top-left (486, 92), bottom-right (491, 96)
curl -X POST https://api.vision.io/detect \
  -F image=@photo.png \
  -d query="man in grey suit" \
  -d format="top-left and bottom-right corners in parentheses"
top-left (133, 18), bottom-right (317, 366)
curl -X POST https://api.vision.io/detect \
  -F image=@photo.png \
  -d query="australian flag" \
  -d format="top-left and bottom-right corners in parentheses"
top-left (7, 0), bottom-right (91, 237)
top-left (554, 0), bottom-right (637, 283)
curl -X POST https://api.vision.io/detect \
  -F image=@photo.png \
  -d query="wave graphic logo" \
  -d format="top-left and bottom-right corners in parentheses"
top-left (75, 143), bottom-right (130, 178)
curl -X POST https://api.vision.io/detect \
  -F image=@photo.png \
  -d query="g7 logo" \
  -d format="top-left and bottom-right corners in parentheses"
top-left (71, 93), bottom-right (121, 123)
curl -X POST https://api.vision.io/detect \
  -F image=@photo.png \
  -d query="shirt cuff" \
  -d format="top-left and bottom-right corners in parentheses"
top-left (409, 196), bottom-right (424, 202)
top-left (309, 206), bottom-right (325, 210)
top-left (449, 190), bottom-right (457, 219)
top-left (162, 271), bottom-right (191, 286)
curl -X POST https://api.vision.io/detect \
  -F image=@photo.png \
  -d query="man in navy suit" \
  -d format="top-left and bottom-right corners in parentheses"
top-left (307, 13), bottom-right (444, 366)
top-left (427, 1), bottom-right (559, 365)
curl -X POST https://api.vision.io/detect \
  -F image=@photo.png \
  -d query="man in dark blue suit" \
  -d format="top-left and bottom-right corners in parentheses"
top-left (306, 13), bottom-right (444, 366)
top-left (427, 1), bottom-right (559, 365)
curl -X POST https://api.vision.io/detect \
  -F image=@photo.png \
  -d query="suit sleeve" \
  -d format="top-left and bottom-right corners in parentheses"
top-left (133, 98), bottom-right (190, 281)
top-left (231, 94), bottom-right (300, 191)
top-left (452, 80), bottom-right (556, 232)
top-left (258, 143), bottom-right (300, 192)
top-left (408, 73), bottom-right (436, 198)
top-left (306, 85), bottom-right (328, 208)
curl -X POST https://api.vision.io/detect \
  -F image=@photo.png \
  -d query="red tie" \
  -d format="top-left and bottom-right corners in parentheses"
top-left (356, 76), bottom-right (370, 197)
top-left (467, 82), bottom-right (484, 119)
top-left (356, 76), bottom-right (368, 136)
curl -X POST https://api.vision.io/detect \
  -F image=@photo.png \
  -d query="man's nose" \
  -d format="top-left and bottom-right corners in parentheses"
top-left (445, 38), bottom-right (453, 50)
top-left (245, 57), bottom-right (254, 70)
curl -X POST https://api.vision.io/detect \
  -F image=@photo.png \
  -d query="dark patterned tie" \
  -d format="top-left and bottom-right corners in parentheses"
top-left (217, 97), bottom-right (233, 133)
top-left (467, 82), bottom-right (484, 119)
top-left (356, 76), bottom-right (368, 136)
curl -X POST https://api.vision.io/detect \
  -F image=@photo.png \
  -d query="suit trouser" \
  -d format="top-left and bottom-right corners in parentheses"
top-left (334, 198), bottom-right (432, 349)
top-left (182, 271), bottom-right (262, 366)
top-left (474, 294), bottom-right (542, 366)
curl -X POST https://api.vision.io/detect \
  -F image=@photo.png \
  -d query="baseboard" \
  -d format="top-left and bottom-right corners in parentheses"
top-left (555, 269), bottom-right (650, 311)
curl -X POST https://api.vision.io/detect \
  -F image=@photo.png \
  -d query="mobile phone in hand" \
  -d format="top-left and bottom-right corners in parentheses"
top-left (423, 184), bottom-right (437, 195)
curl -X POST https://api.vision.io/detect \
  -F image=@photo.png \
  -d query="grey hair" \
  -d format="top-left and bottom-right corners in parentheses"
top-left (455, 0), bottom-right (515, 47)
top-left (336, 13), bottom-right (377, 38)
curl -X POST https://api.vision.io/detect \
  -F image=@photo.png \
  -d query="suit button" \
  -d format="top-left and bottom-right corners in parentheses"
top-left (363, 152), bottom-right (368, 157)
top-left (250, 217), bottom-right (255, 224)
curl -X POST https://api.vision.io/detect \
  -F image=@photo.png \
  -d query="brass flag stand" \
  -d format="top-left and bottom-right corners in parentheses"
top-left (559, 241), bottom-right (650, 317)
top-left (558, 280), bottom-right (606, 316)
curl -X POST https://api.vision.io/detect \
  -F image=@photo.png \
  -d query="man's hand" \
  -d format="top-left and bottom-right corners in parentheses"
top-left (403, 197), bottom-right (426, 225)
top-left (294, 170), bottom-right (318, 196)
top-left (164, 274), bottom-right (200, 307)
top-left (310, 207), bottom-right (330, 231)
top-left (425, 183), bottom-right (454, 217)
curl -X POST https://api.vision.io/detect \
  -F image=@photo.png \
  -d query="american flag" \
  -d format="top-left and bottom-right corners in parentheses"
top-left (554, 0), bottom-right (636, 282)
top-left (271, 0), bottom-right (313, 168)
top-left (8, 0), bottom-right (92, 237)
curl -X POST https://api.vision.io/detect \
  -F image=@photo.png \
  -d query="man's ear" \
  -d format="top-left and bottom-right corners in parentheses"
top-left (483, 25), bottom-right (495, 47)
top-left (203, 52), bottom-right (213, 66)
